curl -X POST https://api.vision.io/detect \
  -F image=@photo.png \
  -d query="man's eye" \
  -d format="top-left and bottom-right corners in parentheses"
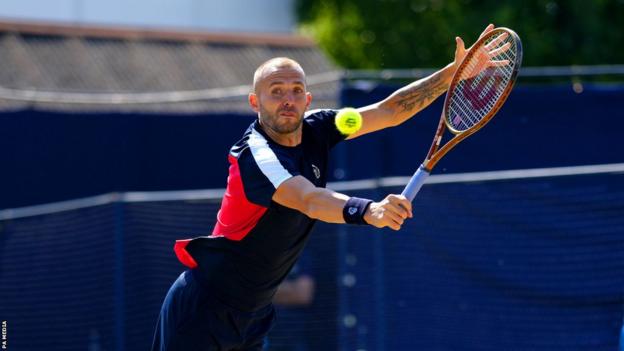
top-left (272, 89), bottom-right (282, 95)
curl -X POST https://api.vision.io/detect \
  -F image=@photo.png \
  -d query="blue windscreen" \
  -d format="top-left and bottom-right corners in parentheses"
top-left (1, 171), bottom-right (622, 350)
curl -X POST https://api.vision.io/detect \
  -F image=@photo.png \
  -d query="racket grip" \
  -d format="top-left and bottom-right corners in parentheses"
top-left (401, 165), bottom-right (430, 202)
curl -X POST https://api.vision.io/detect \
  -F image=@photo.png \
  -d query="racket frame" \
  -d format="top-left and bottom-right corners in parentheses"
top-left (402, 27), bottom-right (522, 202)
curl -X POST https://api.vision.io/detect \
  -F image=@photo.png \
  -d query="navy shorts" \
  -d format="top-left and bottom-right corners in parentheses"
top-left (151, 270), bottom-right (276, 351)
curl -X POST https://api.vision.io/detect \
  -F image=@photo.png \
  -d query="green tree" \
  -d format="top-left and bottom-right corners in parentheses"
top-left (296, 0), bottom-right (624, 69)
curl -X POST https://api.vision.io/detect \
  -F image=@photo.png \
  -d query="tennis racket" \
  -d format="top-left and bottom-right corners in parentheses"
top-left (402, 27), bottom-right (523, 201)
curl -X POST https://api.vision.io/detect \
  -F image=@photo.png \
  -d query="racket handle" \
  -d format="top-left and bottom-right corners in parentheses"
top-left (401, 165), bottom-right (430, 202)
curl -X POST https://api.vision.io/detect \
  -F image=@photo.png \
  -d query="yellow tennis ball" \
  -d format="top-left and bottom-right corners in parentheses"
top-left (335, 108), bottom-right (362, 135)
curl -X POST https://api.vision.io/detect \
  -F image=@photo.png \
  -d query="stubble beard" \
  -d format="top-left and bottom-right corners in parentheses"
top-left (259, 105), bottom-right (303, 134)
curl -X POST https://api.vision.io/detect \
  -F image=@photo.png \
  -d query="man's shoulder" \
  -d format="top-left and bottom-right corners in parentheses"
top-left (229, 121), bottom-right (258, 158)
top-left (228, 121), bottom-right (295, 172)
top-left (303, 109), bottom-right (346, 149)
top-left (303, 109), bottom-right (337, 134)
top-left (304, 108), bottom-right (337, 121)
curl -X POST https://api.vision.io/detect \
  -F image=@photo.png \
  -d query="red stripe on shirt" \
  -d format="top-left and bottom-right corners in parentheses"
top-left (211, 154), bottom-right (268, 241)
top-left (174, 154), bottom-right (269, 268)
top-left (173, 239), bottom-right (198, 268)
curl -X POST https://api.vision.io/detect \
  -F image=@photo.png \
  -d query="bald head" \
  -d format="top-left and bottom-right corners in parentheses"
top-left (253, 57), bottom-right (306, 93)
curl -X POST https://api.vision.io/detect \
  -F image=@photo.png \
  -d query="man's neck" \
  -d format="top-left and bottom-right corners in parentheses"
top-left (259, 122), bottom-right (302, 147)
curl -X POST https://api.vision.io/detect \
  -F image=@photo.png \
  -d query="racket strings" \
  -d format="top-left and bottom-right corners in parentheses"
top-left (447, 32), bottom-right (518, 132)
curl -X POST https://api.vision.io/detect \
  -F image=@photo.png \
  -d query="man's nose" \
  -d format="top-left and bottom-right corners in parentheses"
top-left (282, 92), bottom-right (295, 106)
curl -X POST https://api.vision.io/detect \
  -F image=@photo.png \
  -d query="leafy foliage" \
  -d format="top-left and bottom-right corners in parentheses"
top-left (296, 0), bottom-right (624, 68)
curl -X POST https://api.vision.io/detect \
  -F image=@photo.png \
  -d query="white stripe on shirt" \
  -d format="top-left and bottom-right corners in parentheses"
top-left (248, 128), bottom-right (293, 189)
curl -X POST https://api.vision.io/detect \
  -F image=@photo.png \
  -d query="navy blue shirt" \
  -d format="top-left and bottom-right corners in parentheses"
top-left (174, 109), bottom-right (344, 312)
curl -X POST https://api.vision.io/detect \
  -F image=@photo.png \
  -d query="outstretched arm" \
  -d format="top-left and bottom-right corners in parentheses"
top-left (273, 175), bottom-right (412, 231)
top-left (347, 24), bottom-right (495, 140)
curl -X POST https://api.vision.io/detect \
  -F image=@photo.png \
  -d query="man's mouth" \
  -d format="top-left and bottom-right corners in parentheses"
top-left (279, 110), bottom-right (297, 118)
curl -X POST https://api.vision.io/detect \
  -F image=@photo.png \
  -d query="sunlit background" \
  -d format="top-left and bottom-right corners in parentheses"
top-left (1, 1), bottom-right (623, 350)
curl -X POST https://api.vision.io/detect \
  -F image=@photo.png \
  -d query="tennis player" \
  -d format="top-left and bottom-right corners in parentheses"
top-left (152, 24), bottom-right (495, 351)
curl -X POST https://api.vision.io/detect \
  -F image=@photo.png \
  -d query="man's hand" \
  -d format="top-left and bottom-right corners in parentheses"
top-left (364, 194), bottom-right (413, 231)
top-left (452, 24), bottom-right (512, 80)
top-left (453, 24), bottom-right (495, 69)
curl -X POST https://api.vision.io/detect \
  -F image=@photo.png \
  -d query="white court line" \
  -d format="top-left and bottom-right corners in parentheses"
top-left (2, 163), bottom-right (624, 220)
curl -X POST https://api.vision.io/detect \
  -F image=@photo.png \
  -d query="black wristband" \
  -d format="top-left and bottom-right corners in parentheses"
top-left (343, 197), bottom-right (373, 225)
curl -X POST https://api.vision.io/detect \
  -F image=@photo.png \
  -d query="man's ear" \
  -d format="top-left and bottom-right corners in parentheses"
top-left (249, 93), bottom-right (259, 112)
top-left (305, 91), bottom-right (312, 110)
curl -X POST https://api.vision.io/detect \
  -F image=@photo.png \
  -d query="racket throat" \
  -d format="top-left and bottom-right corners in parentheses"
top-left (420, 161), bottom-right (434, 173)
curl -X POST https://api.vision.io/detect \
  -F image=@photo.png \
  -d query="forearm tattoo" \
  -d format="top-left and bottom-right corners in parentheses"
top-left (394, 73), bottom-right (449, 113)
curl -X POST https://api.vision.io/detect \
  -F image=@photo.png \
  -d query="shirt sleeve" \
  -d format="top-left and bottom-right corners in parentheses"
top-left (304, 109), bottom-right (347, 149)
top-left (236, 129), bottom-right (297, 207)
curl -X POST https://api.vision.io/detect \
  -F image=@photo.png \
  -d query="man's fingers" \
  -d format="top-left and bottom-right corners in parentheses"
top-left (489, 43), bottom-right (511, 57)
top-left (468, 24), bottom-right (496, 52)
top-left (489, 59), bottom-right (510, 67)
top-left (478, 24), bottom-right (495, 40)
top-left (485, 32), bottom-right (508, 50)
top-left (376, 195), bottom-right (413, 230)
top-left (387, 216), bottom-right (402, 231)
top-left (455, 36), bottom-right (465, 53)
top-left (386, 204), bottom-right (408, 221)
top-left (387, 195), bottom-right (413, 218)
top-left (384, 209), bottom-right (404, 226)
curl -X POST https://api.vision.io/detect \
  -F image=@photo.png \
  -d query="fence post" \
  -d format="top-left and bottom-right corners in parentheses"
top-left (113, 197), bottom-right (125, 351)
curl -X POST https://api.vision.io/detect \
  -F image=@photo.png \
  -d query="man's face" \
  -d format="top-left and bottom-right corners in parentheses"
top-left (251, 66), bottom-right (312, 134)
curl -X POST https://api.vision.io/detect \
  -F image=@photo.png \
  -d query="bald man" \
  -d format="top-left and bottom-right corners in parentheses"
top-left (151, 25), bottom-right (495, 351)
